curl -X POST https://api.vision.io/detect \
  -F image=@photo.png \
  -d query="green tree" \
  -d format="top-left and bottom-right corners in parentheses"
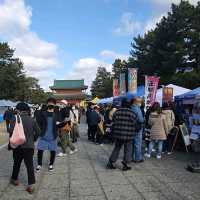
top-left (91, 67), bottom-right (113, 98)
top-left (130, 0), bottom-right (200, 88)
top-left (0, 42), bottom-right (50, 103)
top-left (0, 42), bottom-right (25, 99)
top-left (112, 59), bottom-right (128, 79)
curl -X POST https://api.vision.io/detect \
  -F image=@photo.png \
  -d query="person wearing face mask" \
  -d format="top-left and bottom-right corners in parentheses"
top-left (36, 98), bottom-right (60, 172)
top-left (130, 97), bottom-right (145, 163)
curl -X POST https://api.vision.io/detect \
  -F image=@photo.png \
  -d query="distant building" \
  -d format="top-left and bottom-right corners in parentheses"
top-left (50, 79), bottom-right (88, 105)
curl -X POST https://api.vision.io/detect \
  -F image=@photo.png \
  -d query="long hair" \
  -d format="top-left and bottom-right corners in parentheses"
top-left (151, 102), bottom-right (162, 114)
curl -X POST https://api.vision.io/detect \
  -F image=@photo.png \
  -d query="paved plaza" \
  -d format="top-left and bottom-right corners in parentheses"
top-left (0, 122), bottom-right (200, 200)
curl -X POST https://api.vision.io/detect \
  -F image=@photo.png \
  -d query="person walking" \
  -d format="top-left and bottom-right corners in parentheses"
top-left (3, 107), bottom-right (14, 132)
top-left (89, 106), bottom-right (101, 143)
top-left (57, 103), bottom-right (78, 156)
top-left (130, 97), bottom-right (145, 163)
top-left (70, 105), bottom-right (79, 143)
top-left (9, 102), bottom-right (40, 194)
top-left (107, 98), bottom-right (138, 171)
top-left (36, 98), bottom-right (60, 172)
top-left (145, 102), bottom-right (168, 159)
top-left (86, 103), bottom-right (93, 141)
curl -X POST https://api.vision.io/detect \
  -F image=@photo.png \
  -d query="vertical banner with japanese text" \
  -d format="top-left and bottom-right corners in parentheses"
top-left (119, 73), bottom-right (126, 95)
top-left (113, 79), bottom-right (119, 97)
top-left (145, 76), bottom-right (160, 111)
top-left (128, 68), bottom-right (137, 94)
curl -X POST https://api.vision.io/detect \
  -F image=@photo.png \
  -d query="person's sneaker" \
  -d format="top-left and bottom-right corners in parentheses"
top-left (69, 150), bottom-right (75, 155)
top-left (74, 148), bottom-right (78, 153)
top-left (144, 153), bottom-right (151, 158)
top-left (10, 179), bottom-right (20, 186)
top-left (100, 144), bottom-right (104, 147)
top-left (57, 152), bottom-right (64, 157)
top-left (106, 162), bottom-right (116, 169)
top-left (48, 165), bottom-right (54, 172)
top-left (26, 185), bottom-right (35, 194)
top-left (36, 165), bottom-right (42, 172)
top-left (167, 152), bottom-right (172, 155)
top-left (122, 165), bottom-right (132, 171)
top-left (134, 159), bottom-right (144, 163)
top-left (121, 161), bottom-right (131, 171)
top-left (156, 155), bottom-right (162, 159)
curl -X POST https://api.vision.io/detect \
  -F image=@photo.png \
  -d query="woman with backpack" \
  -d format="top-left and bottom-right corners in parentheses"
top-left (9, 102), bottom-right (40, 194)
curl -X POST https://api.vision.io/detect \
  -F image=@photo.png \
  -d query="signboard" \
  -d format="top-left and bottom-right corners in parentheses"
top-left (128, 68), bottom-right (137, 94)
top-left (179, 123), bottom-right (191, 152)
top-left (119, 73), bottom-right (126, 95)
top-left (144, 76), bottom-right (160, 111)
top-left (163, 87), bottom-right (173, 103)
top-left (113, 79), bottom-right (119, 97)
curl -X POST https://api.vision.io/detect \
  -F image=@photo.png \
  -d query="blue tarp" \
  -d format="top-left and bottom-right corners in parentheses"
top-left (100, 85), bottom-right (145, 106)
top-left (175, 87), bottom-right (200, 100)
top-left (126, 85), bottom-right (145, 100)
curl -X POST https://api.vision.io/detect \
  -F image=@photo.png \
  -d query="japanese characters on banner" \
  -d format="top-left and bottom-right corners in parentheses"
top-left (113, 79), bottom-right (119, 97)
top-left (145, 76), bottom-right (160, 111)
top-left (162, 87), bottom-right (173, 103)
top-left (128, 68), bottom-right (137, 94)
top-left (119, 73), bottom-right (126, 95)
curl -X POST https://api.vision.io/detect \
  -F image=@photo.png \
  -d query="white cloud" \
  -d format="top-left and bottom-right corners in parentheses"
top-left (144, 14), bottom-right (165, 33)
top-left (100, 50), bottom-right (129, 60)
top-left (67, 58), bottom-right (112, 91)
top-left (0, 0), bottom-right (60, 89)
top-left (114, 12), bottom-right (141, 36)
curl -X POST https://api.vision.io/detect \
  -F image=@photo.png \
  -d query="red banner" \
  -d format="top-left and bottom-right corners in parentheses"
top-left (145, 76), bottom-right (160, 110)
top-left (113, 79), bottom-right (119, 97)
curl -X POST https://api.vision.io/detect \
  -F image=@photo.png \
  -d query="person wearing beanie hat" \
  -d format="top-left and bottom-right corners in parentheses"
top-left (9, 102), bottom-right (41, 194)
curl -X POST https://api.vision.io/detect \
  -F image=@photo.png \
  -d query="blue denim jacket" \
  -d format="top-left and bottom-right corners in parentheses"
top-left (131, 105), bottom-right (144, 124)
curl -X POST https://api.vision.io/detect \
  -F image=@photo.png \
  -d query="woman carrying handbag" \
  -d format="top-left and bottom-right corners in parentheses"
top-left (8, 102), bottom-right (40, 194)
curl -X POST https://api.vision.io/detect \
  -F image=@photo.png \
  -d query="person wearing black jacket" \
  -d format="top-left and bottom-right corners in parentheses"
top-left (88, 106), bottom-right (101, 143)
top-left (36, 98), bottom-right (60, 172)
top-left (9, 102), bottom-right (40, 194)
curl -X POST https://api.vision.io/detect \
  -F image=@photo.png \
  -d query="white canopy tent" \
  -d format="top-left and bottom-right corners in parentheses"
top-left (155, 84), bottom-right (191, 105)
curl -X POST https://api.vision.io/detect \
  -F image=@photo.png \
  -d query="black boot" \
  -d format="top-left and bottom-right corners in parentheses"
top-left (122, 161), bottom-right (131, 171)
top-left (107, 161), bottom-right (116, 169)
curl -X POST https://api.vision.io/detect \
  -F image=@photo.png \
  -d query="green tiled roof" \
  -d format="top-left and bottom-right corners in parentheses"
top-left (50, 79), bottom-right (88, 90)
top-left (53, 93), bottom-right (86, 100)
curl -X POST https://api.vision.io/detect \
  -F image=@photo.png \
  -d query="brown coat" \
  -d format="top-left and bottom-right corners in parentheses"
top-left (148, 112), bottom-right (167, 140)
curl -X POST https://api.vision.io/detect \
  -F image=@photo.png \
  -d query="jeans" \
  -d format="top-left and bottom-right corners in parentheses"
top-left (148, 140), bottom-right (164, 156)
top-left (11, 148), bottom-right (35, 185)
top-left (133, 131), bottom-right (143, 161)
top-left (109, 140), bottom-right (132, 164)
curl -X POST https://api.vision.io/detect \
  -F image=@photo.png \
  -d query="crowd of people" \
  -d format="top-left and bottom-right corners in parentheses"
top-left (86, 97), bottom-right (182, 171)
top-left (4, 98), bottom-right (81, 194)
top-left (2, 95), bottom-right (196, 194)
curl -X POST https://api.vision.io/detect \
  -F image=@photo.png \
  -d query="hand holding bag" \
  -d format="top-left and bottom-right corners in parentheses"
top-left (9, 115), bottom-right (26, 149)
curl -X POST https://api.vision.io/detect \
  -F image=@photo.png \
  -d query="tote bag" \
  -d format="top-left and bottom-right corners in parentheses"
top-left (9, 115), bottom-right (26, 149)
